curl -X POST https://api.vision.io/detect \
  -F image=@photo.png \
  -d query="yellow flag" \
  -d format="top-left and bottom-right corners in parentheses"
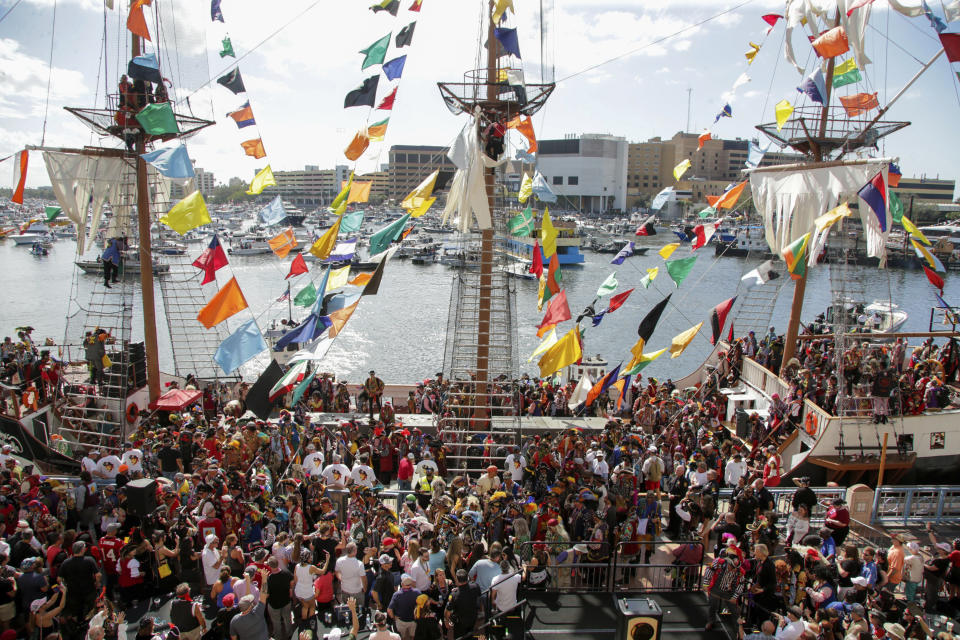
top-left (626, 347), bottom-right (667, 374)
top-left (246, 165), bottom-right (276, 195)
top-left (528, 327), bottom-right (558, 362)
top-left (901, 215), bottom-right (930, 245)
top-left (537, 326), bottom-right (582, 378)
top-left (537, 275), bottom-right (547, 311)
top-left (326, 265), bottom-right (351, 292)
top-left (309, 218), bottom-right (342, 260)
top-left (347, 182), bottom-right (372, 204)
top-left (669, 321), bottom-right (703, 359)
top-left (349, 273), bottom-right (373, 287)
top-left (409, 196), bottom-right (436, 218)
top-left (641, 267), bottom-right (659, 288)
top-left (492, 0), bottom-right (514, 22)
top-left (745, 42), bottom-right (760, 64)
top-left (159, 191), bottom-right (211, 235)
top-left (401, 170), bottom-right (438, 211)
top-left (835, 57), bottom-right (858, 75)
top-left (911, 237), bottom-right (940, 270)
top-left (330, 172), bottom-right (354, 211)
top-left (658, 243), bottom-right (679, 259)
top-left (673, 159), bottom-right (692, 181)
top-left (775, 99), bottom-right (794, 131)
top-left (541, 207), bottom-right (558, 258)
top-left (626, 337), bottom-right (646, 370)
top-left (518, 173), bottom-right (533, 203)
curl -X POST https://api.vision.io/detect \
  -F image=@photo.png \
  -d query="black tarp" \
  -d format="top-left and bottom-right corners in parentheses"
top-left (244, 360), bottom-right (284, 420)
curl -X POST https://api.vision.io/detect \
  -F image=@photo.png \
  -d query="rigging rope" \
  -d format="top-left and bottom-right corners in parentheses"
top-left (41, 0), bottom-right (58, 146)
top-left (0, 0), bottom-right (23, 24)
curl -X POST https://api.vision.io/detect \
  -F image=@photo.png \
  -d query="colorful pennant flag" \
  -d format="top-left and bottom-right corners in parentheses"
top-left (192, 234), bottom-right (228, 285)
top-left (540, 208), bottom-right (558, 258)
top-left (798, 69), bottom-right (827, 104)
top-left (713, 104), bottom-right (732, 123)
top-left (745, 42), bottom-right (761, 64)
top-left (247, 165), bottom-right (276, 195)
top-left (889, 190), bottom-right (904, 223)
top-left (197, 277), bottom-right (249, 329)
top-left (160, 191), bottom-right (211, 235)
top-left (518, 173), bottom-right (533, 203)
top-left (494, 27), bottom-right (521, 58)
top-left (635, 215), bottom-right (657, 236)
top-left (347, 182), bottom-right (372, 204)
top-left (924, 266), bottom-right (945, 293)
top-left (807, 203), bottom-right (852, 267)
top-left (326, 299), bottom-right (361, 338)
top-left (219, 36), bottom-right (234, 58)
top-left (508, 206), bottom-right (534, 236)
top-left (410, 0), bottom-right (423, 10)
top-left (344, 76), bottom-right (380, 108)
top-left (493, 0), bottom-right (513, 21)
top-left (697, 131), bottom-right (712, 150)
top-left (377, 87), bottom-right (398, 110)
top-left (506, 115), bottom-right (538, 154)
top-left (382, 55), bottom-right (407, 80)
top-left (606, 288), bottom-right (634, 313)
top-left (401, 170), bottom-right (438, 211)
top-left (269, 361), bottom-right (308, 401)
top-left (367, 118), bottom-right (389, 141)
top-left (369, 214), bottom-right (411, 255)
top-left (286, 253), bottom-right (309, 279)
top-left (669, 322), bottom-right (703, 358)
top-left (141, 145), bottom-right (194, 178)
top-left (344, 132), bottom-right (370, 161)
top-left (214, 319), bottom-right (267, 375)
top-left (585, 362), bottom-right (622, 407)
top-left (692, 219), bottom-right (722, 251)
top-left (832, 58), bottom-right (861, 87)
top-left (596, 272), bottom-right (618, 297)
top-left (241, 139), bottom-right (266, 159)
top-left (529, 240), bottom-right (544, 278)
top-left (706, 181), bottom-right (747, 209)
top-left (673, 158), bottom-right (692, 181)
top-left (781, 233), bottom-right (810, 279)
top-left (227, 102), bottom-right (255, 129)
top-left (857, 171), bottom-right (888, 232)
top-left (774, 100), bottom-right (793, 131)
top-left (268, 228), bottom-right (297, 258)
top-left (44, 206), bottom-right (61, 221)
top-left (913, 238), bottom-right (946, 272)
top-left (665, 255), bottom-right (698, 288)
top-left (369, 0), bottom-right (400, 15)
top-left (658, 243), bottom-right (679, 259)
top-left (538, 326), bottom-right (581, 378)
top-left (640, 267), bottom-right (658, 289)
top-left (839, 92), bottom-right (879, 117)
top-left (710, 296), bottom-right (737, 345)
top-left (360, 33), bottom-right (392, 70)
top-left (537, 289), bottom-right (571, 337)
top-left (623, 348), bottom-right (666, 375)
top-left (216, 68), bottom-right (246, 94)
top-left (528, 327), bottom-right (557, 362)
top-left (310, 218), bottom-right (343, 261)
top-left (211, 0), bottom-right (223, 21)
top-left (136, 102), bottom-right (179, 135)
top-left (638, 294), bottom-right (671, 343)
top-left (812, 26), bottom-right (850, 58)
top-left (396, 21), bottom-right (416, 48)
top-left (127, 0), bottom-right (152, 41)
top-left (326, 265), bottom-right (351, 292)
top-left (940, 33), bottom-right (960, 62)
top-left (901, 215), bottom-right (929, 245)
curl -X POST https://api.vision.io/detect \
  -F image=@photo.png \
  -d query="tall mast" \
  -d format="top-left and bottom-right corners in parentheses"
top-left (132, 30), bottom-right (162, 403)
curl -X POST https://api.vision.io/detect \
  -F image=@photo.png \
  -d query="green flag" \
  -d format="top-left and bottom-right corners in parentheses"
top-left (45, 206), bottom-right (62, 221)
top-left (360, 33), bottom-right (391, 70)
top-left (507, 206), bottom-right (534, 236)
top-left (640, 267), bottom-right (658, 289)
top-left (220, 36), bottom-right (235, 58)
top-left (596, 272), bottom-right (618, 297)
top-left (698, 206), bottom-right (717, 219)
top-left (369, 213), bottom-right (410, 255)
top-left (294, 283), bottom-right (318, 308)
top-left (341, 209), bottom-right (365, 234)
top-left (135, 103), bottom-right (179, 135)
top-left (665, 255), bottom-right (698, 288)
top-left (832, 59), bottom-right (862, 88)
top-left (289, 370), bottom-right (317, 405)
top-left (889, 191), bottom-right (904, 224)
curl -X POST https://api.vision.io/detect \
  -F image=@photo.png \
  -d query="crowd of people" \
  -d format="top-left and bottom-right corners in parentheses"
top-left (0, 326), bottom-right (958, 640)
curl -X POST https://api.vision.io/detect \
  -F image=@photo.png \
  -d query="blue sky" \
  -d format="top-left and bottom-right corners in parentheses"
top-left (2, 0), bottom-right (958, 193)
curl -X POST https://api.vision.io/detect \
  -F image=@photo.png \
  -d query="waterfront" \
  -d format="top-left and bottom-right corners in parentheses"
top-left (2, 234), bottom-right (958, 382)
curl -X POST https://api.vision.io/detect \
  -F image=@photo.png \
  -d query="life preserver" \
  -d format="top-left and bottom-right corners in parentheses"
top-left (126, 403), bottom-right (139, 424)
top-left (805, 413), bottom-right (818, 436)
top-left (21, 387), bottom-right (38, 411)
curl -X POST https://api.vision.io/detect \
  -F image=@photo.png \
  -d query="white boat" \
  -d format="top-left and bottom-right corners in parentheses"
top-left (502, 261), bottom-right (536, 280)
top-left (11, 233), bottom-right (45, 246)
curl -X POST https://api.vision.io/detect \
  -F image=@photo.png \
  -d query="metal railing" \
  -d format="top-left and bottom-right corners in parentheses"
top-left (716, 486), bottom-right (845, 526)
top-left (870, 485), bottom-right (960, 526)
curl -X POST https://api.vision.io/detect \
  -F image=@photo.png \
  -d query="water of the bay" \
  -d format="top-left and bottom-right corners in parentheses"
top-left (2, 236), bottom-right (957, 383)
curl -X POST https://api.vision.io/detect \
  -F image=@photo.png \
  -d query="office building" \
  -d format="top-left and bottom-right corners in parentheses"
top-left (536, 134), bottom-right (628, 212)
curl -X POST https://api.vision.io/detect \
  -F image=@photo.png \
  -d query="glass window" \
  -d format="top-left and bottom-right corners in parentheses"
top-left (394, 153), bottom-right (406, 163)
top-left (568, 176), bottom-right (578, 185)
top-left (552, 176), bottom-right (563, 185)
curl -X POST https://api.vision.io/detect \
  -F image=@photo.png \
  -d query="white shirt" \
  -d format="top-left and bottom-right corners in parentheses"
top-left (302, 452), bottom-right (324, 476)
top-left (503, 454), bottom-right (526, 482)
top-left (591, 459), bottom-right (609, 480)
top-left (126, 558), bottom-right (141, 578)
top-left (81, 456), bottom-right (98, 474)
top-left (321, 463), bottom-right (350, 486)
top-left (414, 460), bottom-right (438, 479)
top-left (121, 449), bottom-right (144, 474)
top-left (775, 618), bottom-right (805, 640)
top-left (689, 469), bottom-right (709, 486)
top-left (335, 555), bottom-right (366, 593)
top-left (201, 546), bottom-right (221, 585)
top-left (97, 455), bottom-right (122, 479)
top-left (408, 559), bottom-right (431, 591)
top-left (351, 464), bottom-right (376, 488)
top-left (491, 572), bottom-right (521, 612)
top-left (724, 459), bottom-right (747, 486)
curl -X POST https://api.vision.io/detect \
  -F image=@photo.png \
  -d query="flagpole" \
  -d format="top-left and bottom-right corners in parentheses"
top-left (287, 282), bottom-right (293, 322)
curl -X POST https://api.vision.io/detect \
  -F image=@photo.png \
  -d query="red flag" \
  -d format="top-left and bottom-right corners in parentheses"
top-left (697, 131), bottom-right (712, 150)
top-left (634, 215), bottom-right (657, 236)
top-left (409, 0), bottom-right (422, 10)
top-left (606, 288), bottom-right (634, 313)
top-left (710, 296), bottom-right (737, 345)
top-left (285, 253), bottom-right (309, 279)
top-left (727, 320), bottom-right (735, 343)
top-left (528, 240), bottom-right (543, 279)
top-left (924, 265), bottom-right (945, 292)
top-left (377, 87), bottom-right (398, 110)
top-left (761, 13), bottom-right (783, 26)
top-left (192, 234), bottom-right (228, 285)
top-left (692, 220), bottom-right (721, 251)
top-left (940, 33), bottom-right (960, 63)
top-left (537, 289), bottom-right (571, 338)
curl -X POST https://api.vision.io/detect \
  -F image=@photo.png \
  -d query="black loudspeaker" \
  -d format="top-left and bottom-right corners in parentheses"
top-left (124, 478), bottom-right (157, 517)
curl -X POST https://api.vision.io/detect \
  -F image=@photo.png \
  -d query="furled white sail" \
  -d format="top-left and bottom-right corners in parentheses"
top-left (43, 152), bottom-right (125, 255)
top-left (750, 159), bottom-right (892, 265)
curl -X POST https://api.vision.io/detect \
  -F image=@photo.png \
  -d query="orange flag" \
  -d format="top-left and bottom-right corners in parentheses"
top-left (839, 92), bottom-right (879, 117)
top-left (127, 0), bottom-right (152, 41)
top-left (241, 139), bottom-right (266, 159)
top-left (545, 253), bottom-right (561, 295)
top-left (506, 115), bottom-right (538, 153)
top-left (347, 182), bottom-right (372, 204)
top-left (707, 181), bottom-right (747, 209)
top-left (811, 26), bottom-right (849, 58)
top-left (697, 131), bottom-right (712, 150)
top-left (268, 227), bottom-right (297, 258)
top-left (349, 273), bottom-right (373, 287)
top-left (536, 289), bottom-right (570, 338)
top-left (197, 277), bottom-right (249, 329)
top-left (344, 132), bottom-right (370, 161)
top-left (328, 299), bottom-right (360, 338)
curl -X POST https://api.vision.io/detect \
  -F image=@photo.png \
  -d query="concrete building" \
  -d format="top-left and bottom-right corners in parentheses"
top-left (195, 166), bottom-right (215, 198)
top-left (356, 170), bottom-right (391, 203)
top-left (536, 134), bottom-right (628, 213)
top-left (388, 145), bottom-right (455, 200)
top-left (269, 165), bottom-right (351, 206)
top-left (626, 132), bottom-right (803, 210)
top-left (892, 177), bottom-right (956, 205)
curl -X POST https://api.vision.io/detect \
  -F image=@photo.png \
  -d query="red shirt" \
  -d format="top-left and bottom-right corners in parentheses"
top-left (314, 573), bottom-right (334, 603)
top-left (398, 458), bottom-right (413, 481)
top-left (100, 536), bottom-right (123, 574)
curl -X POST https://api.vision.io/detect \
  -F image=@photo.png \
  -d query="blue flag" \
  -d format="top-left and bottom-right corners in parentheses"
top-left (258, 196), bottom-right (286, 226)
top-left (745, 139), bottom-right (773, 169)
top-left (610, 241), bottom-right (634, 265)
top-left (494, 27), bottom-right (521, 57)
top-left (531, 172), bottom-right (557, 203)
top-left (211, 0), bottom-right (224, 21)
top-left (341, 210), bottom-right (365, 234)
top-left (797, 68), bottom-right (827, 104)
top-left (141, 145), bottom-right (195, 179)
top-left (713, 103), bottom-right (732, 123)
top-left (382, 55), bottom-right (407, 80)
top-left (591, 310), bottom-right (607, 327)
top-left (651, 187), bottom-right (674, 211)
top-left (273, 314), bottom-right (332, 351)
top-left (214, 319), bottom-right (267, 374)
top-left (311, 267), bottom-right (331, 314)
top-left (323, 292), bottom-right (362, 314)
